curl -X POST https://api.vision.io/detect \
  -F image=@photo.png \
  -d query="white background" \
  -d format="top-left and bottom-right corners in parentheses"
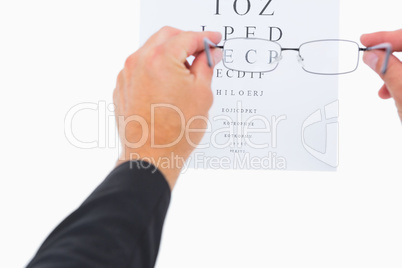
top-left (1, 1), bottom-right (402, 267)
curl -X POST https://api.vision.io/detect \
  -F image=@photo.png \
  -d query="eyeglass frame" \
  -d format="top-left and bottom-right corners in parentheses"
top-left (204, 37), bottom-right (392, 75)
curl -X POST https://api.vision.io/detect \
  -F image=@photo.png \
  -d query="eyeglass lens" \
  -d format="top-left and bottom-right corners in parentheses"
top-left (221, 39), bottom-right (361, 75)
top-left (300, 40), bottom-right (359, 75)
top-left (222, 38), bottom-right (282, 73)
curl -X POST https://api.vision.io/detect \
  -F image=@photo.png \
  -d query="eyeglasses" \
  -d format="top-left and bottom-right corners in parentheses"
top-left (204, 38), bottom-right (392, 75)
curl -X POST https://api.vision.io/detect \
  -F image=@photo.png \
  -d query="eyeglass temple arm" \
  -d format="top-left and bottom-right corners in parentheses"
top-left (360, 43), bottom-right (392, 75)
top-left (204, 38), bottom-right (224, 67)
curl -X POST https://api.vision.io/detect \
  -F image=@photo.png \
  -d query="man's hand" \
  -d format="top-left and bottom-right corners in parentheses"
top-left (113, 27), bottom-right (222, 190)
top-left (361, 29), bottom-right (402, 121)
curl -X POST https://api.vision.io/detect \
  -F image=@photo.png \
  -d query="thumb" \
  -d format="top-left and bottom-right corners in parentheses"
top-left (190, 48), bottom-right (223, 86)
top-left (363, 50), bottom-right (402, 119)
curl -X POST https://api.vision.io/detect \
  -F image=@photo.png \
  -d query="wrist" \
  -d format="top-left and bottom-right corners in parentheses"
top-left (116, 149), bottom-right (187, 190)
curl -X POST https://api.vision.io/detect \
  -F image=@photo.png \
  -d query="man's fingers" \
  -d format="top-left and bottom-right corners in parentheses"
top-left (126, 27), bottom-right (182, 67)
top-left (190, 48), bottom-right (222, 84)
top-left (143, 26), bottom-right (182, 49)
top-left (165, 31), bottom-right (222, 63)
top-left (378, 84), bottom-right (392, 99)
top-left (363, 50), bottom-right (402, 113)
top-left (363, 50), bottom-right (402, 89)
top-left (361, 29), bottom-right (402, 51)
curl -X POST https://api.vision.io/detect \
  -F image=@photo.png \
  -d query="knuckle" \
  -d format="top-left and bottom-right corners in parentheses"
top-left (124, 55), bottom-right (135, 70)
top-left (146, 45), bottom-right (166, 67)
top-left (152, 44), bottom-right (166, 58)
top-left (159, 26), bottom-right (179, 36)
top-left (160, 26), bottom-right (173, 33)
top-left (138, 45), bottom-right (168, 75)
top-left (124, 52), bottom-right (140, 70)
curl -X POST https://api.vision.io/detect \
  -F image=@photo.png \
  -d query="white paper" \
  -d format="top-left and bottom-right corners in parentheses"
top-left (140, 0), bottom-right (339, 171)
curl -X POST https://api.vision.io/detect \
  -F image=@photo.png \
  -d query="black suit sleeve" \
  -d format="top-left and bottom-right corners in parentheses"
top-left (27, 160), bottom-right (171, 268)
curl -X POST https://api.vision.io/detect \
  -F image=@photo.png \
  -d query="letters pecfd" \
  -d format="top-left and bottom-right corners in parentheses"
top-left (201, 25), bottom-right (282, 41)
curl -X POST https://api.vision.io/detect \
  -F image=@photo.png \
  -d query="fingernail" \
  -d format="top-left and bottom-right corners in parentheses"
top-left (213, 49), bottom-right (223, 65)
top-left (363, 51), bottom-right (379, 71)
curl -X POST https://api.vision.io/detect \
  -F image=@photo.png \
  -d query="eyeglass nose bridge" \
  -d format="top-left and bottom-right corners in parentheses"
top-left (280, 47), bottom-right (305, 68)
